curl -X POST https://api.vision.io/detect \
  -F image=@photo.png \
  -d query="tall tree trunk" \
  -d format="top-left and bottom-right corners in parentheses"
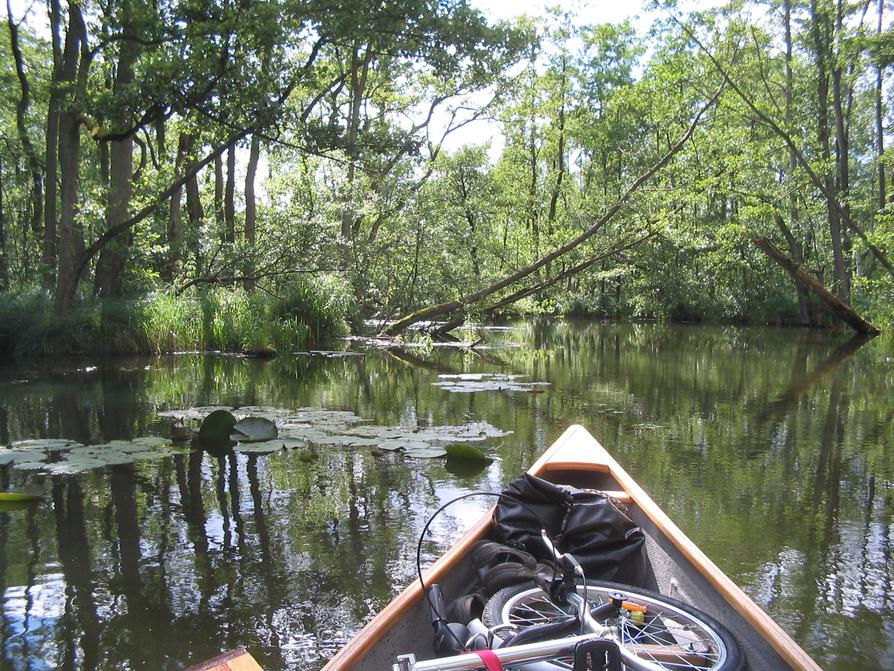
top-left (831, 0), bottom-right (852, 294)
top-left (54, 1), bottom-right (88, 312)
top-left (0, 156), bottom-right (7, 290)
top-left (243, 134), bottom-right (260, 290)
top-left (98, 140), bottom-right (109, 188)
top-left (343, 44), bottom-right (370, 244)
top-left (43, 0), bottom-right (63, 290)
top-left (184, 137), bottom-right (204, 275)
top-left (527, 55), bottom-right (540, 263)
top-left (224, 145), bottom-right (235, 242)
top-left (7, 1), bottom-right (43, 243)
top-left (214, 154), bottom-right (224, 232)
top-left (164, 133), bottom-right (190, 283)
top-left (95, 1), bottom-right (141, 297)
top-left (784, 0), bottom-right (811, 325)
top-left (875, 0), bottom-right (886, 209)
top-left (810, 0), bottom-right (849, 302)
top-left (155, 116), bottom-right (166, 158)
top-left (455, 168), bottom-right (481, 277)
top-left (343, 44), bottom-right (372, 314)
top-left (547, 55), bottom-right (566, 234)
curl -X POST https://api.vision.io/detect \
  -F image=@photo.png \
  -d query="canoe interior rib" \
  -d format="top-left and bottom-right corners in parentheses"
top-left (322, 424), bottom-right (820, 671)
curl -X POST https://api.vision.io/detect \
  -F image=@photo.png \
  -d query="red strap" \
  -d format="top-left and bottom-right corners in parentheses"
top-left (470, 649), bottom-right (503, 671)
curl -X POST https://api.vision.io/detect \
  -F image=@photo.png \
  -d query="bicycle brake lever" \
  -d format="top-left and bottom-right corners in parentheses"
top-left (541, 530), bottom-right (585, 578)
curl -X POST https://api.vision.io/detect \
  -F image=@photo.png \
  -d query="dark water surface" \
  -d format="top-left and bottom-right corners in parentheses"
top-left (0, 322), bottom-right (892, 670)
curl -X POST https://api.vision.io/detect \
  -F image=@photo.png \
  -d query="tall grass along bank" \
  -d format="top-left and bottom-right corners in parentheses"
top-left (0, 281), bottom-right (351, 359)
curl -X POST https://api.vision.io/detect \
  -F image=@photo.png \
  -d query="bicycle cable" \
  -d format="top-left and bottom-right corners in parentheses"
top-left (415, 490), bottom-right (566, 654)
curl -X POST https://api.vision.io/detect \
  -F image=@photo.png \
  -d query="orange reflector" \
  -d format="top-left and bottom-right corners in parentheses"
top-left (621, 601), bottom-right (648, 613)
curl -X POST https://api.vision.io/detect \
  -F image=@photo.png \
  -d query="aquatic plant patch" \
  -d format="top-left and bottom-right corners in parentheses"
top-left (158, 405), bottom-right (511, 459)
top-left (0, 436), bottom-right (186, 474)
top-left (433, 373), bottom-right (551, 393)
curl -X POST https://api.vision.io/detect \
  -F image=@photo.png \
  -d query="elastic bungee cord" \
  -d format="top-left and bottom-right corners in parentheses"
top-left (414, 490), bottom-right (567, 655)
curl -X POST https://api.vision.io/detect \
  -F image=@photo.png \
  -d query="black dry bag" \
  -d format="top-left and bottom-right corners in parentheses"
top-left (493, 473), bottom-right (646, 585)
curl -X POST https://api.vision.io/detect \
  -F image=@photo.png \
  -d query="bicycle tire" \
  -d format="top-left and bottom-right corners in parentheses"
top-left (482, 580), bottom-right (745, 671)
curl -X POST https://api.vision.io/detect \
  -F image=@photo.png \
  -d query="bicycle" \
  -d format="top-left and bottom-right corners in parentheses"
top-left (394, 532), bottom-right (744, 671)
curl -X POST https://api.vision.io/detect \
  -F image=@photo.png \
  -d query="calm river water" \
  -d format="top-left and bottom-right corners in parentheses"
top-left (0, 321), bottom-right (892, 670)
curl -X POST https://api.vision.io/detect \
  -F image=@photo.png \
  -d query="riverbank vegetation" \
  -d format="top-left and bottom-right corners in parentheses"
top-left (0, 0), bottom-right (891, 357)
top-left (0, 281), bottom-right (351, 358)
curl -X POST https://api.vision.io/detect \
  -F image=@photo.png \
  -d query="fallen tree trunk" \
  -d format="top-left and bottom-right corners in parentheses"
top-left (431, 230), bottom-right (657, 337)
top-left (753, 237), bottom-right (880, 335)
top-left (381, 85), bottom-right (723, 337)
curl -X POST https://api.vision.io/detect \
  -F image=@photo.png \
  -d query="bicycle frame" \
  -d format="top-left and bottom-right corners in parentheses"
top-left (392, 591), bottom-right (668, 671)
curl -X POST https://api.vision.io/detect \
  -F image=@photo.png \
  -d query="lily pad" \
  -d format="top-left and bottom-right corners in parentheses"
top-left (127, 450), bottom-right (172, 461)
top-left (10, 438), bottom-right (81, 452)
top-left (13, 461), bottom-right (50, 471)
top-left (231, 417), bottom-right (278, 443)
top-left (199, 409), bottom-right (238, 441)
top-left (234, 405), bottom-right (274, 414)
top-left (129, 436), bottom-right (171, 448)
top-left (98, 452), bottom-right (139, 466)
top-left (2, 434), bottom-right (188, 474)
top-left (106, 442), bottom-right (164, 454)
top-left (234, 440), bottom-right (283, 454)
top-left (403, 446), bottom-right (447, 458)
top-left (54, 456), bottom-right (107, 470)
top-left (157, 405), bottom-right (234, 420)
top-left (0, 450), bottom-right (48, 466)
top-left (343, 437), bottom-right (380, 447)
top-left (307, 434), bottom-right (355, 446)
top-left (280, 427), bottom-right (330, 443)
top-left (377, 440), bottom-right (405, 451)
top-left (433, 373), bottom-right (550, 394)
top-left (437, 373), bottom-right (524, 382)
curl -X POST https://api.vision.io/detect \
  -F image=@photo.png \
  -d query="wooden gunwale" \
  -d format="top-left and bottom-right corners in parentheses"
top-left (321, 424), bottom-right (820, 671)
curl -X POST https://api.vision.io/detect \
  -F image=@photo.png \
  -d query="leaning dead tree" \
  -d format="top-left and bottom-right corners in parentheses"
top-left (430, 230), bottom-right (657, 337)
top-left (380, 85), bottom-right (723, 337)
top-left (428, 192), bottom-right (711, 336)
top-left (754, 237), bottom-right (880, 335)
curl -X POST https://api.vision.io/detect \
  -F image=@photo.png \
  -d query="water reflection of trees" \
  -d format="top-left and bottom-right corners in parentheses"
top-left (0, 324), bottom-right (892, 670)
top-left (2, 434), bottom-right (443, 669)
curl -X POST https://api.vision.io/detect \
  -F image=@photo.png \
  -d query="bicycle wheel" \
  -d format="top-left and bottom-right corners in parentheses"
top-left (482, 580), bottom-right (744, 671)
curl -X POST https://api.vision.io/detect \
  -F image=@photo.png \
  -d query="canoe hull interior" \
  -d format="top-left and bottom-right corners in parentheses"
top-left (322, 426), bottom-right (817, 671)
